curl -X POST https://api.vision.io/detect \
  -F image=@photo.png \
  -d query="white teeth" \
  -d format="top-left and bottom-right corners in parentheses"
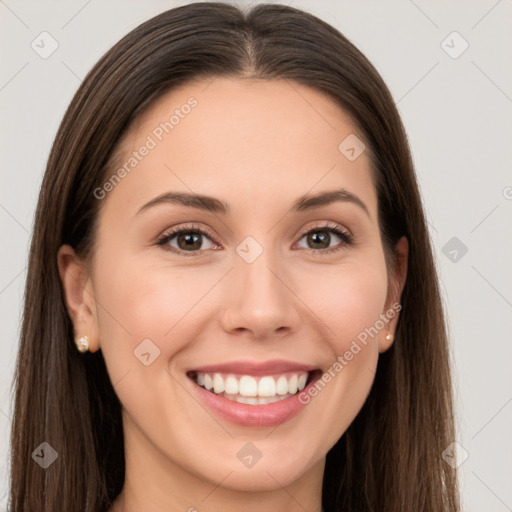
top-left (288, 374), bottom-right (298, 394)
top-left (276, 375), bottom-right (289, 395)
top-left (194, 371), bottom-right (311, 399)
top-left (258, 376), bottom-right (276, 397)
top-left (203, 374), bottom-right (213, 391)
top-left (255, 396), bottom-right (274, 405)
top-left (223, 393), bottom-right (293, 405)
top-left (213, 373), bottom-right (224, 394)
top-left (224, 375), bottom-right (239, 395)
top-left (239, 375), bottom-right (258, 397)
top-left (298, 373), bottom-right (308, 391)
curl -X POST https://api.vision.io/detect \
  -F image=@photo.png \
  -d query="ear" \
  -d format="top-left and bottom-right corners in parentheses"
top-left (57, 244), bottom-right (100, 353)
top-left (378, 236), bottom-right (408, 353)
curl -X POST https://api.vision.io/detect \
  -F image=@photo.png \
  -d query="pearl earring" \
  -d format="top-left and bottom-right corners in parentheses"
top-left (385, 332), bottom-right (394, 343)
top-left (75, 335), bottom-right (89, 353)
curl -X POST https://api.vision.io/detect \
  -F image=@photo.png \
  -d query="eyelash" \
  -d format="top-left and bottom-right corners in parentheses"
top-left (156, 221), bottom-right (354, 257)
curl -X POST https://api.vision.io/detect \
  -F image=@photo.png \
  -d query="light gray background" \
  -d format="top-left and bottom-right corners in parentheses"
top-left (1, 0), bottom-right (511, 510)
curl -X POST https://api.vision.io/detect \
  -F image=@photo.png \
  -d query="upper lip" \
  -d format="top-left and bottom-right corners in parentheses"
top-left (187, 359), bottom-right (319, 376)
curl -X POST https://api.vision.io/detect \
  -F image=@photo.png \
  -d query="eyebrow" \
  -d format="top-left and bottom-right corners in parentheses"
top-left (136, 188), bottom-right (370, 218)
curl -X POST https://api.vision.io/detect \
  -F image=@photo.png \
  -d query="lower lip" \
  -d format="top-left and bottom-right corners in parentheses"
top-left (188, 376), bottom-right (315, 427)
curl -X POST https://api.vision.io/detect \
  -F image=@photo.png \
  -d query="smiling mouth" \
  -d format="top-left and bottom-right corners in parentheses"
top-left (186, 369), bottom-right (321, 405)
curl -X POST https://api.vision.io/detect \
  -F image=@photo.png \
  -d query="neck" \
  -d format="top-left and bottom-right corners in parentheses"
top-left (109, 412), bottom-right (325, 512)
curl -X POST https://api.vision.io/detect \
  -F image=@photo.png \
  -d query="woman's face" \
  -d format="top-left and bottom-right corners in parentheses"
top-left (60, 77), bottom-right (407, 501)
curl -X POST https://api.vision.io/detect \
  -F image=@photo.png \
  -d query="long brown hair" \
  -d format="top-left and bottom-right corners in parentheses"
top-left (9, 2), bottom-right (460, 511)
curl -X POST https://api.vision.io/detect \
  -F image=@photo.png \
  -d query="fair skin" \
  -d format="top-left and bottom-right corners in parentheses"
top-left (58, 77), bottom-right (407, 512)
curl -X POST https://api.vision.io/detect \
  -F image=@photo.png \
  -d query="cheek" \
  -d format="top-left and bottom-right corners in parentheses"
top-left (92, 250), bottom-right (222, 360)
top-left (292, 260), bottom-right (387, 436)
top-left (299, 258), bottom-right (389, 352)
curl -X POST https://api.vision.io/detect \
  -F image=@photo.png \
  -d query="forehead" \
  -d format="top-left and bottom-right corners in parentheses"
top-left (102, 77), bottom-right (377, 221)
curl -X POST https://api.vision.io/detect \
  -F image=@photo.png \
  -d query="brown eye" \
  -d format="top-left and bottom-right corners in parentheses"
top-left (305, 231), bottom-right (331, 249)
top-left (175, 232), bottom-right (203, 251)
top-left (157, 226), bottom-right (217, 255)
top-left (296, 223), bottom-right (353, 255)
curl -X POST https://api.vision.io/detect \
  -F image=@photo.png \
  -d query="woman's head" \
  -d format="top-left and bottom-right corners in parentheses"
top-left (10, 3), bottom-right (460, 512)
top-left (60, 74), bottom-right (407, 494)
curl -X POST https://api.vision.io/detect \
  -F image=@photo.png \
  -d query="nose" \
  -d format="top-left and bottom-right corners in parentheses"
top-left (219, 248), bottom-right (302, 340)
